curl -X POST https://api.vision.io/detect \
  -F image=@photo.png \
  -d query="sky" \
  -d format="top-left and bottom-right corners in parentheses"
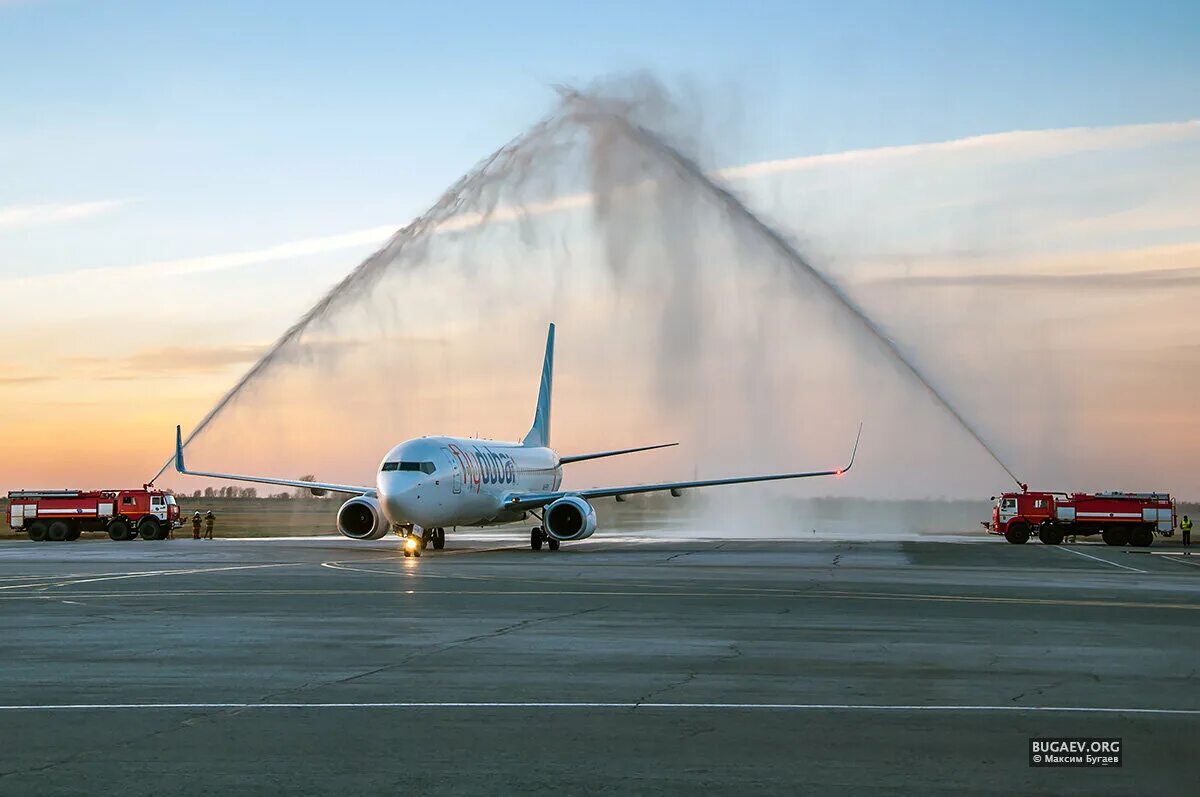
top-left (1, 0), bottom-right (1198, 498)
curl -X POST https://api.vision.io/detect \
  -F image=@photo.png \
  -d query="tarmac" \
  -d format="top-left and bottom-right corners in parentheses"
top-left (0, 531), bottom-right (1197, 795)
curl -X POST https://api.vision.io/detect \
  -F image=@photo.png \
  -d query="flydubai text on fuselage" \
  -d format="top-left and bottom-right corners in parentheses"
top-left (174, 322), bottom-right (859, 553)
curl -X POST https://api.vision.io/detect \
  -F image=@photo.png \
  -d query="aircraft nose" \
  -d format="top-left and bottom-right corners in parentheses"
top-left (380, 474), bottom-right (421, 524)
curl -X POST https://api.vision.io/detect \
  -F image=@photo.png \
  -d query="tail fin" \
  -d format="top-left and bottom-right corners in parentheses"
top-left (522, 323), bottom-right (555, 447)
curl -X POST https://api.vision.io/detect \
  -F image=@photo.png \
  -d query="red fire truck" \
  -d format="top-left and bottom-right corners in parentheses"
top-left (984, 487), bottom-right (1175, 547)
top-left (6, 487), bottom-right (181, 542)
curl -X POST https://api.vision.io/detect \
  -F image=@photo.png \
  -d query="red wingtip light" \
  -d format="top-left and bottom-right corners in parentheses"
top-left (835, 469), bottom-right (844, 476)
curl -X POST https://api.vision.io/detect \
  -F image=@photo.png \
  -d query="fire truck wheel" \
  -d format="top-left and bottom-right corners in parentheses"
top-left (107, 519), bottom-right (132, 541)
top-left (138, 520), bottom-right (161, 541)
top-left (47, 521), bottom-right (70, 542)
top-left (66, 526), bottom-right (81, 541)
top-left (1004, 523), bottom-right (1030, 545)
top-left (1038, 526), bottom-right (1063, 545)
top-left (1102, 528), bottom-right (1129, 546)
top-left (1131, 527), bottom-right (1154, 547)
top-left (27, 521), bottom-right (48, 542)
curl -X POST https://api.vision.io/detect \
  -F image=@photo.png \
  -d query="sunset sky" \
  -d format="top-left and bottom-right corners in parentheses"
top-left (2, 1), bottom-right (1198, 498)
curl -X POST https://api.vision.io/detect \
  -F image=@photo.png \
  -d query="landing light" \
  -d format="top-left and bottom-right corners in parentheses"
top-left (404, 537), bottom-right (419, 552)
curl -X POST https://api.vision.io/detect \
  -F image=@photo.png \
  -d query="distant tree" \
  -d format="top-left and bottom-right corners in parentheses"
top-left (296, 475), bottom-right (328, 499)
top-left (240, 487), bottom-right (257, 499)
top-left (193, 489), bottom-right (202, 499)
top-left (204, 487), bottom-right (215, 499)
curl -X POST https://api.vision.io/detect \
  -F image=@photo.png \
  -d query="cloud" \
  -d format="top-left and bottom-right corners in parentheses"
top-left (3, 118), bottom-right (1196, 291)
top-left (0, 199), bottom-right (128, 231)
top-left (62, 344), bottom-right (267, 376)
top-left (862, 242), bottom-right (1200, 290)
top-left (872, 265), bottom-right (1200, 290)
top-left (0, 374), bottom-right (55, 386)
top-left (714, 120), bottom-right (1200, 180)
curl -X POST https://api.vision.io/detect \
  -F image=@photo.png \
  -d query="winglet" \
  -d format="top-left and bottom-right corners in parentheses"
top-left (174, 425), bottom-right (187, 473)
top-left (522, 323), bottom-right (555, 447)
top-left (838, 423), bottom-right (863, 475)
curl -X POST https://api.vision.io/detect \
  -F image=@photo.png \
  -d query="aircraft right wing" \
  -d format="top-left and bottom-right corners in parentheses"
top-left (504, 425), bottom-right (861, 512)
top-left (172, 425), bottom-right (375, 496)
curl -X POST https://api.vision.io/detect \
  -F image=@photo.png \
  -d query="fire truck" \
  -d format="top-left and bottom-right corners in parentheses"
top-left (984, 487), bottom-right (1175, 547)
top-left (6, 487), bottom-right (181, 542)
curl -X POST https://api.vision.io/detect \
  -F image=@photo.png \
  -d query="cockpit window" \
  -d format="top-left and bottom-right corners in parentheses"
top-left (381, 461), bottom-right (436, 474)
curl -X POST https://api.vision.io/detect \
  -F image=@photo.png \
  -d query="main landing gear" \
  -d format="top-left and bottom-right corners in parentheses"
top-left (530, 527), bottom-right (560, 552)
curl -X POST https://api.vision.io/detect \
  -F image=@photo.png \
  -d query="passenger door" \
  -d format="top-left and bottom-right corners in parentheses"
top-left (442, 448), bottom-right (462, 494)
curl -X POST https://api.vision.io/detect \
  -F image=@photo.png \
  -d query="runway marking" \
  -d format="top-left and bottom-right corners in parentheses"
top-left (0, 563), bottom-right (300, 592)
top-left (1055, 545), bottom-right (1146, 573)
top-left (0, 588), bottom-right (1195, 611)
top-left (1160, 555), bottom-right (1200, 569)
top-left (0, 701), bottom-right (1195, 715)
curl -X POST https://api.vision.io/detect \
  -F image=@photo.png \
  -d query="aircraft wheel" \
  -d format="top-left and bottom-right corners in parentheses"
top-left (548, 538), bottom-right (560, 551)
top-left (530, 527), bottom-right (543, 551)
top-left (433, 528), bottom-right (445, 550)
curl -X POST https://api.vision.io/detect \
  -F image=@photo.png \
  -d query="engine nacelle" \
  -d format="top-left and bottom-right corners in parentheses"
top-left (337, 496), bottom-right (388, 540)
top-left (544, 495), bottom-right (597, 542)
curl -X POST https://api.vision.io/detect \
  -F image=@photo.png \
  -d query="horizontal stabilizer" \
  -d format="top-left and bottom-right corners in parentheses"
top-left (559, 442), bottom-right (678, 465)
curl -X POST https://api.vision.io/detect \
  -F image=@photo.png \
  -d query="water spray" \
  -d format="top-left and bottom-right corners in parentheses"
top-left (556, 88), bottom-right (1024, 489)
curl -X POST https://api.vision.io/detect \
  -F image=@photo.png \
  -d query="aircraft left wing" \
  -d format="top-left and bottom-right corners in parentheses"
top-left (504, 425), bottom-right (861, 513)
top-left (172, 425), bottom-right (375, 496)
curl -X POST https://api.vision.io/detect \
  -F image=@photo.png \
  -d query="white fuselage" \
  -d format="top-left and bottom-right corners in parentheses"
top-left (376, 436), bottom-right (562, 529)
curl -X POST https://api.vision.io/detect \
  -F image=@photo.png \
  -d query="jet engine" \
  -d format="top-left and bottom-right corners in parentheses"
top-left (543, 495), bottom-right (597, 541)
top-left (337, 496), bottom-right (388, 540)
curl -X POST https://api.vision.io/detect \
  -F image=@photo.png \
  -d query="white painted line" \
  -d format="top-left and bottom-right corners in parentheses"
top-left (0, 701), bottom-right (1195, 715)
top-left (1056, 545), bottom-right (1146, 573)
top-left (1160, 555), bottom-right (1200, 569)
top-left (0, 562), bottom-right (300, 591)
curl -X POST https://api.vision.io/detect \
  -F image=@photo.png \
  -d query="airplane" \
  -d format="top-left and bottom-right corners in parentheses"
top-left (173, 323), bottom-right (860, 556)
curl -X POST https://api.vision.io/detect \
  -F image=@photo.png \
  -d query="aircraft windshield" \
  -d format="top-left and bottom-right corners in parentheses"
top-left (381, 461), bottom-right (436, 474)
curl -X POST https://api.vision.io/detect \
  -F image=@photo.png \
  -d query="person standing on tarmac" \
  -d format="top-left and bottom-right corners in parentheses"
top-left (192, 511), bottom-right (203, 540)
top-left (1182, 514), bottom-right (1192, 548)
top-left (204, 510), bottom-right (215, 540)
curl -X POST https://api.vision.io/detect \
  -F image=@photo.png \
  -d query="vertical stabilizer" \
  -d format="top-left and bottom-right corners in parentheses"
top-left (522, 323), bottom-right (555, 447)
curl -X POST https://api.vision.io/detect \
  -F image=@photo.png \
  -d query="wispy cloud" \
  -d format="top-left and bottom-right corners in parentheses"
top-left (0, 374), bottom-right (55, 386)
top-left (714, 120), bottom-right (1200, 180)
top-left (4, 118), bottom-right (1196, 291)
top-left (0, 199), bottom-right (128, 232)
top-left (63, 344), bottom-right (267, 376)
